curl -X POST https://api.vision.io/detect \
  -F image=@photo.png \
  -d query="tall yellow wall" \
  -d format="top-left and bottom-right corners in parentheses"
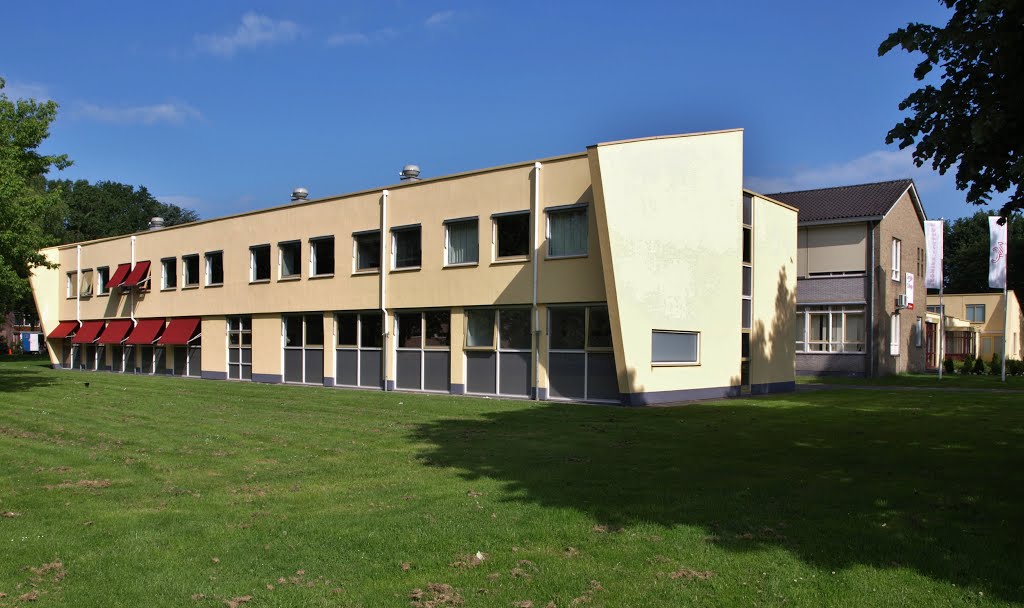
top-left (751, 195), bottom-right (798, 387)
top-left (28, 248), bottom-right (62, 366)
top-left (590, 130), bottom-right (745, 399)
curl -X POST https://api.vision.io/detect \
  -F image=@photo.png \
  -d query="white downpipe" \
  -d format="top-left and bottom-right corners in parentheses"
top-left (532, 162), bottom-right (541, 400)
top-left (381, 189), bottom-right (389, 391)
top-left (75, 245), bottom-right (82, 323)
top-left (130, 236), bottom-right (136, 323)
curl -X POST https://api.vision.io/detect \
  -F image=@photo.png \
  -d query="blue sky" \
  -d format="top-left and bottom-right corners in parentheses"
top-left (1, 1), bottom-right (1001, 221)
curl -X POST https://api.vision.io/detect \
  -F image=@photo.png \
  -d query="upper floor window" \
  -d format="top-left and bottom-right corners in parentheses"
top-left (547, 205), bottom-right (588, 258)
top-left (182, 254), bottom-right (200, 287)
top-left (96, 266), bottom-right (110, 296)
top-left (279, 240), bottom-right (301, 279)
top-left (310, 236), bottom-right (335, 276)
top-left (890, 312), bottom-right (901, 355)
top-left (162, 258), bottom-right (177, 290)
top-left (353, 230), bottom-right (381, 272)
top-left (79, 269), bottom-right (94, 297)
top-left (66, 272), bottom-right (78, 298)
top-left (891, 238), bottom-right (902, 281)
top-left (392, 225), bottom-right (422, 269)
top-left (966, 304), bottom-right (986, 323)
top-left (445, 218), bottom-right (479, 266)
top-left (494, 211), bottom-right (530, 259)
top-left (205, 251), bottom-right (224, 286)
top-left (250, 245), bottom-right (271, 282)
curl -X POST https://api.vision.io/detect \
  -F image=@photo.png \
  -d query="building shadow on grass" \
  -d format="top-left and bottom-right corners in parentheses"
top-left (0, 357), bottom-right (59, 393)
top-left (410, 391), bottom-right (1024, 601)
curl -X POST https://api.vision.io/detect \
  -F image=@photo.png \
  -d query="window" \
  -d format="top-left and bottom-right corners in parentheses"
top-left (395, 310), bottom-right (451, 391)
top-left (335, 312), bottom-right (383, 388)
top-left (80, 269), bottom-right (94, 297)
top-left (182, 254), bottom-right (200, 287)
top-left (966, 304), bottom-right (986, 323)
top-left (547, 305), bottom-right (617, 401)
top-left (283, 314), bottom-right (324, 384)
top-left (205, 251), bottom-right (224, 286)
top-left (890, 313), bottom-right (901, 355)
top-left (743, 194), bottom-right (753, 225)
top-left (279, 241), bottom-right (301, 279)
top-left (465, 308), bottom-right (532, 396)
top-left (915, 317), bottom-right (923, 348)
top-left (742, 266), bottom-right (752, 330)
top-left (742, 227), bottom-right (752, 264)
top-left (162, 258), bottom-right (177, 290)
top-left (354, 230), bottom-right (381, 271)
top-left (66, 272), bottom-right (78, 298)
top-left (494, 211), bottom-right (530, 259)
top-left (227, 317), bottom-right (252, 381)
top-left (795, 305), bottom-right (865, 353)
top-left (97, 267), bottom-right (110, 296)
top-left (310, 237), bottom-right (335, 276)
top-left (445, 218), bottom-right (479, 266)
top-left (547, 205), bottom-right (588, 258)
top-left (652, 330), bottom-right (699, 364)
top-left (392, 225), bottom-right (422, 269)
top-left (891, 238), bottom-right (902, 281)
top-left (250, 245), bottom-right (271, 282)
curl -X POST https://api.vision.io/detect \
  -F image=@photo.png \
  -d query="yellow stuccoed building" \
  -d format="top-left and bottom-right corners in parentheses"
top-left (30, 129), bottom-right (798, 405)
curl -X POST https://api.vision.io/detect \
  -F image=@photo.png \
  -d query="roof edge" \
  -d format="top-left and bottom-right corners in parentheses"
top-left (588, 128), bottom-right (743, 149)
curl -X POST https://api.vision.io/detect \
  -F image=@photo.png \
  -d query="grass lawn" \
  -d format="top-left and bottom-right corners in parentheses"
top-left (798, 373), bottom-right (1024, 390)
top-left (1, 358), bottom-right (1023, 607)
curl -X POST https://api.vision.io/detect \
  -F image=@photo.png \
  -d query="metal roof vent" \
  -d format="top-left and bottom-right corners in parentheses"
top-left (291, 187), bottom-right (309, 202)
top-left (148, 217), bottom-right (165, 231)
top-left (399, 164), bottom-right (421, 182)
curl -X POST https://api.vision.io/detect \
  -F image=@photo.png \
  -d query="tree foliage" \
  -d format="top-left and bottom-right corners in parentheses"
top-left (49, 179), bottom-right (200, 244)
top-left (942, 210), bottom-right (1024, 293)
top-left (879, 0), bottom-right (1024, 216)
top-left (0, 78), bottom-right (71, 314)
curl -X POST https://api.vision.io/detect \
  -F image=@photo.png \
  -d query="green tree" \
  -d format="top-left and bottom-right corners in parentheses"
top-left (50, 179), bottom-right (199, 244)
top-left (879, 0), bottom-right (1024, 216)
top-left (942, 211), bottom-right (1023, 294)
top-left (0, 78), bottom-right (71, 314)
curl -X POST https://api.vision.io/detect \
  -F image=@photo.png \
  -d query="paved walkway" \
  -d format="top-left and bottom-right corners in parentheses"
top-left (797, 383), bottom-right (1024, 394)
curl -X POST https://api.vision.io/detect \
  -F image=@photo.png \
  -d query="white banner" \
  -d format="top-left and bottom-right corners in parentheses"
top-left (924, 220), bottom-right (944, 289)
top-left (989, 216), bottom-right (1008, 288)
top-left (905, 272), bottom-right (915, 309)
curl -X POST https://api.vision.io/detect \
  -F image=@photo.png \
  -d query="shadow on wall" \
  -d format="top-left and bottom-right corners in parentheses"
top-left (410, 389), bottom-right (1024, 603)
top-left (750, 265), bottom-right (796, 390)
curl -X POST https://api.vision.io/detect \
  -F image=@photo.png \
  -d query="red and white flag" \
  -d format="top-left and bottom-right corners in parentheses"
top-left (989, 216), bottom-right (1008, 289)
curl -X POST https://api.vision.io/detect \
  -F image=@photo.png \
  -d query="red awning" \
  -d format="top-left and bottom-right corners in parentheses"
top-left (72, 320), bottom-right (106, 344)
top-left (122, 261), bottom-right (151, 288)
top-left (97, 319), bottom-right (133, 344)
top-left (126, 319), bottom-right (165, 345)
top-left (47, 320), bottom-right (79, 340)
top-left (157, 317), bottom-right (201, 345)
top-left (106, 263), bottom-right (132, 289)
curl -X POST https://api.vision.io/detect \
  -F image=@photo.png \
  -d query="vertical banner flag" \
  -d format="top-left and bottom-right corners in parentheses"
top-left (924, 220), bottom-right (944, 289)
top-left (905, 272), bottom-right (915, 309)
top-left (989, 217), bottom-right (1008, 288)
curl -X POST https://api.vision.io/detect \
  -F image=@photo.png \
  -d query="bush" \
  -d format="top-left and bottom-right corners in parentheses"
top-left (989, 352), bottom-right (1002, 376)
top-left (943, 358), bottom-right (955, 374)
top-left (962, 354), bottom-right (976, 374)
top-left (1007, 359), bottom-right (1024, 376)
top-left (973, 357), bottom-right (987, 375)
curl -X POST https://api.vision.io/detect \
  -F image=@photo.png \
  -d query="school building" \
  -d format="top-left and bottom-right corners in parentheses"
top-left (29, 130), bottom-right (798, 405)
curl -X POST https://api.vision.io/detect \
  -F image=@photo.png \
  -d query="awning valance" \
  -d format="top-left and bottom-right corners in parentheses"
top-left (47, 321), bottom-right (79, 340)
top-left (157, 317), bottom-right (201, 345)
top-left (72, 320), bottom-right (106, 344)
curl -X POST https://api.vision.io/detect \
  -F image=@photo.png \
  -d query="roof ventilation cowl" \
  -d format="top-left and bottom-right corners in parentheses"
top-left (148, 217), bottom-right (165, 231)
top-left (399, 164), bottom-right (421, 182)
top-left (291, 187), bottom-right (309, 202)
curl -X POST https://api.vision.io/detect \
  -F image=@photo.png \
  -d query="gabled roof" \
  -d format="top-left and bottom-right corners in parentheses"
top-left (768, 179), bottom-right (920, 225)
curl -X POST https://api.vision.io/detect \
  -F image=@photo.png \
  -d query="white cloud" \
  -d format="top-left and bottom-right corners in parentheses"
top-left (745, 149), bottom-right (935, 194)
top-left (1, 79), bottom-right (50, 101)
top-left (326, 32), bottom-right (370, 46)
top-left (77, 102), bottom-right (202, 125)
top-left (195, 12), bottom-right (300, 57)
top-left (424, 10), bottom-right (455, 27)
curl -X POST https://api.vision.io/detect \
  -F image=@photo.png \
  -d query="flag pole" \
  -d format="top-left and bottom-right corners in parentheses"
top-left (1002, 215), bottom-right (1010, 382)
top-left (939, 272), bottom-right (944, 381)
